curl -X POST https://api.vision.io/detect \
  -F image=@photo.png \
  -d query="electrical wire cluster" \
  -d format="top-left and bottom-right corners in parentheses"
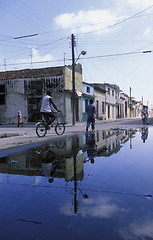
top-left (0, 0), bottom-right (153, 103)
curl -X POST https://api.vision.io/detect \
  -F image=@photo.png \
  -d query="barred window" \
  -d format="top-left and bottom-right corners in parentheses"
top-left (0, 85), bottom-right (5, 105)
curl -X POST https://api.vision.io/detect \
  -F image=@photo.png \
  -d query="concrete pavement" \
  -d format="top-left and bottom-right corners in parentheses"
top-left (0, 118), bottom-right (152, 150)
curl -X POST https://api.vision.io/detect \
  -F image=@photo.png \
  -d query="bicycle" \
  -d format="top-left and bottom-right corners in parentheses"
top-left (36, 113), bottom-right (65, 137)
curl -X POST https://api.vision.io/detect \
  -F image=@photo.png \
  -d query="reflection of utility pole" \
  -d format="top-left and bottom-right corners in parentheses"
top-left (130, 87), bottom-right (132, 118)
top-left (73, 154), bottom-right (78, 213)
top-left (130, 133), bottom-right (132, 149)
top-left (72, 136), bottom-right (89, 213)
top-left (128, 129), bottom-right (132, 149)
top-left (72, 137), bottom-right (78, 213)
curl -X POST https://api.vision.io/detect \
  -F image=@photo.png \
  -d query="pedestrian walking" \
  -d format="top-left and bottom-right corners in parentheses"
top-left (17, 111), bottom-right (23, 127)
top-left (86, 99), bottom-right (96, 131)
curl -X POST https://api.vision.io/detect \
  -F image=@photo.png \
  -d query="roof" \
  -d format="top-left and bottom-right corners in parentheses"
top-left (91, 83), bottom-right (106, 92)
top-left (0, 66), bottom-right (64, 80)
top-left (104, 83), bottom-right (121, 91)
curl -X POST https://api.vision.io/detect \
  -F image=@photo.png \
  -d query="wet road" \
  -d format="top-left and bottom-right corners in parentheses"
top-left (0, 117), bottom-right (153, 151)
top-left (0, 118), bottom-right (153, 239)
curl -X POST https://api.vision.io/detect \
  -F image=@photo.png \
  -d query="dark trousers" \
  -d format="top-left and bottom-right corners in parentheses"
top-left (41, 112), bottom-right (56, 125)
top-left (86, 116), bottom-right (95, 130)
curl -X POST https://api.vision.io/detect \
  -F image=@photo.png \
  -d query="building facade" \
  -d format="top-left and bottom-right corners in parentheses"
top-left (82, 82), bottom-right (94, 122)
top-left (0, 64), bottom-right (83, 124)
top-left (91, 83), bottom-right (106, 120)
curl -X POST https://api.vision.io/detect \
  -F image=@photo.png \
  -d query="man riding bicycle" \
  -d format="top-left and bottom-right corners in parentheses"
top-left (40, 89), bottom-right (61, 129)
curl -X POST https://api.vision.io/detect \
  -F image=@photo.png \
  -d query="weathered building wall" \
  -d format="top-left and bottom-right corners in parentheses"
top-left (0, 79), bottom-right (26, 123)
top-left (94, 88), bottom-right (106, 120)
top-left (64, 65), bottom-right (83, 123)
top-left (0, 67), bottom-right (66, 124)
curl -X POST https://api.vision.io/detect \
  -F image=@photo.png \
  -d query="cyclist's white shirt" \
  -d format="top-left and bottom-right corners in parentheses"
top-left (40, 95), bottom-right (52, 112)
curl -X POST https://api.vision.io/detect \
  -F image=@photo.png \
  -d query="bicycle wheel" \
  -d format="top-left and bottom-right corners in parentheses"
top-left (55, 123), bottom-right (65, 135)
top-left (36, 122), bottom-right (47, 137)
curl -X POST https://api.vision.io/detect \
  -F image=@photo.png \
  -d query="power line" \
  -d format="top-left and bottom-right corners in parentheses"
top-left (77, 4), bottom-right (153, 35)
top-left (68, 50), bottom-right (152, 61)
top-left (0, 49), bottom-right (151, 68)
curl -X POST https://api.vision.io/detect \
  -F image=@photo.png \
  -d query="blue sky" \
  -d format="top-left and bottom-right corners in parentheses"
top-left (0, 0), bottom-right (153, 107)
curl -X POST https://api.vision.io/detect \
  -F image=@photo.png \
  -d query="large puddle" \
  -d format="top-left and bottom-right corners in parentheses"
top-left (0, 127), bottom-right (153, 240)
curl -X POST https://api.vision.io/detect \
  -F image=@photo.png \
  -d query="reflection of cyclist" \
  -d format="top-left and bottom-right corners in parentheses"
top-left (42, 160), bottom-right (59, 183)
top-left (40, 89), bottom-right (61, 128)
top-left (141, 128), bottom-right (148, 143)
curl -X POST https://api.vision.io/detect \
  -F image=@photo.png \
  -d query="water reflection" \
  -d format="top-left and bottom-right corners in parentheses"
top-left (85, 132), bottom-right (97, 163)
top-left (1, 128), bottom-right (153, 239)
top-left (141, 127), bottom-right (148, 143)
top-left (0, 129), bottom-right (137, 179)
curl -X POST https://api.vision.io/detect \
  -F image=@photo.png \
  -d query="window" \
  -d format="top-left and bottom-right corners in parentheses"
top-left (102, 102), bottom-right (105, 114)
top-left (85, 99), bottom-right (88, 111)
top-left (86, 86), bottom-right (90, 93)
top-left (108, 88), bottom-right (110, 95)
top-left (0, 85), bottom-right (5, 105)
top-left (112, 90), bottom-right (114, 96)
top-left (96, 100), bottom-right (99, 118)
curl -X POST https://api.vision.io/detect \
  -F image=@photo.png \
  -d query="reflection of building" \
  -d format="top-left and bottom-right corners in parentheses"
top-left (65, 150), bottom-right (84, 182)
top-left (90, 129), bottom-right (131, 157)
top-left (0, 129), bottom-right (136, 180)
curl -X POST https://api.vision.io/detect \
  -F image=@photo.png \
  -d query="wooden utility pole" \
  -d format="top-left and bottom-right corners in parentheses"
top-left (71, 34), bottom-right (76, 125)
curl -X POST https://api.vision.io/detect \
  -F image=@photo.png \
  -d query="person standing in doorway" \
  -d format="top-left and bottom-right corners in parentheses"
top-left (86, 99), bottom-right (96, 131)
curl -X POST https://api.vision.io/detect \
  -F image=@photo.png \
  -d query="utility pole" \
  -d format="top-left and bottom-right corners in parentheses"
top-left (64, 53), bottom-right (66, 66)
top-left (4, 59), bottom-right (6, 72)
top-left (30, 47), bottom-right (33, 69)
top-left (71, 34), bottom-right (76, 125)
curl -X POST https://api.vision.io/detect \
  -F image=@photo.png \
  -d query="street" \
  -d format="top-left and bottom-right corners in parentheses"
top-left (0, 117), bottom-right (152, 151)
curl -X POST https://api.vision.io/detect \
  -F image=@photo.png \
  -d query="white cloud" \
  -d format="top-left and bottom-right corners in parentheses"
top-left (30, 46), bottom-right (53, 63)
top-left (53, 0), bottom-right (153, 35)
top-left (54, 9), bottom-right (124, 34)
top-left (60, 196), bottom-right (125, 218)
top-left (120, 218), bottom-right (153, 239)
top-left (11, 47), bottom-right (54, 70)
top-left (127, 0), bottom-right (153, 9)
top-left (80, 196), bottom-right (124, 218)
top-left (143, 27), bottom-right (153, 38)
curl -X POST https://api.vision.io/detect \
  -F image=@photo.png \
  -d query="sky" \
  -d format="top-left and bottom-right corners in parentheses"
top-left (0, 0), bottom-right (153, 107)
